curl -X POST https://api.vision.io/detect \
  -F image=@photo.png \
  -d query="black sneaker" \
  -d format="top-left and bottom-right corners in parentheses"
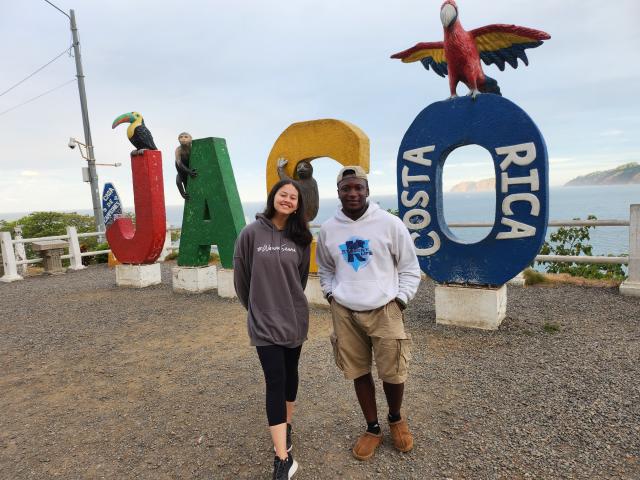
top-left (272, 453), bottom-right (298, 480)
top-left (286, 423), bottom-right (293, 452)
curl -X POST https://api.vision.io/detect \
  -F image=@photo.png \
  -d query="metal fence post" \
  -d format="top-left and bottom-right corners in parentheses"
top-left (1, 231), bottom-right (23, 282)
top-left (67, 226), bottom-right (86, 271)
top-left (620, 204), bottom-right (640, 297)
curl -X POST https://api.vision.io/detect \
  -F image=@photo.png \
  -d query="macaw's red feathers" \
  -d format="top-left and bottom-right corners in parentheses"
top-left (470, 24), bottom-right (550, 71)
top-left (390, 41), bottom-right (448, 77)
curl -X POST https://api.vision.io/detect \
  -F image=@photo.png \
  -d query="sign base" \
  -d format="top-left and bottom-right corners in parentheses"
top-left (435, 284), bottom-right (507, 330)
top-left (172, 265), bottom-right (217, 293)
top-left (304, 273), bottom-right (327, 307)
top-left (116, 263), bottom-right (162, 288)
top-left (216, 268), bottom-right (236, 298)
top-left (619, 281), bottom-right (640, 297)
top-left (507, 271), bottom-right (525, 286)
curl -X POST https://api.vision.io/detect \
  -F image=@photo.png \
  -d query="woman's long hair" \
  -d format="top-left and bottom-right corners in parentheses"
top-left (263, 179), bottom-right (313, 247)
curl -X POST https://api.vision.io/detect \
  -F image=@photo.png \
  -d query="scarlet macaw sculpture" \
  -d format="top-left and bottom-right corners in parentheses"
top-left (391, 0), bottom-right (550, 98)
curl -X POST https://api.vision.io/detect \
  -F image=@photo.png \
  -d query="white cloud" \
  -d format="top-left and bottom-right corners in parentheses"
top-left (20, 170), bottom-right (40, 177)
top-left (600, 129), bottom-right (625, 137)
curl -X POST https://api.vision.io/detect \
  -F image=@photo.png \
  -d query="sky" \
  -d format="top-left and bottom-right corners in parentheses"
top-left (1, 0), bottom-right (639, 215)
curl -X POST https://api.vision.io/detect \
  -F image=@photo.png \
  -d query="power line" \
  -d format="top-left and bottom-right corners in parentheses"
top-left (0, 79), bottom-right (76, 117)
top-left (0, 46), bottom-right (73, 98)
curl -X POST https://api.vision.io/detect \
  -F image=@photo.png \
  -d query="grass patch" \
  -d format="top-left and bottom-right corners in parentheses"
top-left (543, 322), bottom-right (560, 333)
top-left (544, 273), bottom-right (622, 288)
top-left (163, 251), bottom-right (220, 264)
top-left (523, 268), bottom-right (547, 286)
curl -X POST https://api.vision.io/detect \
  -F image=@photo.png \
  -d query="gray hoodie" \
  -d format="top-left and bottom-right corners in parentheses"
top-left (233, 214), bottom-right (311, 347)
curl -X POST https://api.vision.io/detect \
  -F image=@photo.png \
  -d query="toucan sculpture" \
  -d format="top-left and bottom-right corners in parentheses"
top-left (112, 111), bottom-right (157, 155)
top-left (391, 0), bottom-right (550, 98)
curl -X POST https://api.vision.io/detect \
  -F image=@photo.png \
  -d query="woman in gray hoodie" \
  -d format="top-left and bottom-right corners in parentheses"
top-left (233, 179), bottom-right (312, 480)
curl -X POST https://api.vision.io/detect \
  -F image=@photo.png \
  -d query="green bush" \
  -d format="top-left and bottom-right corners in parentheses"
top-left (164, 251), bottom-right (179, 261)
top-left (91, 242), bottom-right (110, 264)
top-left (537, 215), bottom-right (627, 280)
top-left (523, 268), bottom-right (547, 285)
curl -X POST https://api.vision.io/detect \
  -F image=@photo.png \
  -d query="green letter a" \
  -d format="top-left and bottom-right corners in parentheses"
top-left (178, 137), bottom-right (245, 268)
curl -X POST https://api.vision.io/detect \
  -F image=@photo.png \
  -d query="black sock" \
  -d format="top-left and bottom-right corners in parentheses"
top-left (366, 420), bottom-right (381, 434)
top-left (388, 412), bottom-right (401, 423)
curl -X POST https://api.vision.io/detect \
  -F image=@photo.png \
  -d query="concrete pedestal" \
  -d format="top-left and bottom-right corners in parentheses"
top-left (172, 265), bottom-right (217, 293)
top-left (32, 240), bottom-right (68, 275)
top-left (116, 263), bottom-right (162, 288)
top-left (435, 284), bottom-right (507, 330)
top-left (508, 271), bottom-right (525, 287)
top-left (619, 281), bottom-right (640, 297)
top-left (305, 274), bottom-right (328, 307)
top-left (216, 268), bottom-right (236, 298)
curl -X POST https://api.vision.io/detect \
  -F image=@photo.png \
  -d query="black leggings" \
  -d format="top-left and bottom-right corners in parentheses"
top-left (256, 345), bottom-right (302, 426)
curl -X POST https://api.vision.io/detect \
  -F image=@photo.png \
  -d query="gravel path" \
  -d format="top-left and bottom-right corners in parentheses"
top-left (1, 263), bottom-right (639, 479)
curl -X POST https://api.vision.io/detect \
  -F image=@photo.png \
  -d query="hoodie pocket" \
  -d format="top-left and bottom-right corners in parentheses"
top-left (333, 281), bottom-right (388, 307)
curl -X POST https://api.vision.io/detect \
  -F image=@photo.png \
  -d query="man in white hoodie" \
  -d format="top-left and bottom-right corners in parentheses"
top-left (317, 166), bottom-right (421, 461)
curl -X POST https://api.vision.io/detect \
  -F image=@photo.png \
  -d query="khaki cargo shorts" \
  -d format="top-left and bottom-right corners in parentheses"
top-left (329, 299), bottom-right (412, 384)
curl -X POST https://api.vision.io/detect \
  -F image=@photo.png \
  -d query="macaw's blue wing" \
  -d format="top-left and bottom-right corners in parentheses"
top-left (391, 41), bottom-right (448, 77)
top-left (471, 24), bottom-right (550, 71)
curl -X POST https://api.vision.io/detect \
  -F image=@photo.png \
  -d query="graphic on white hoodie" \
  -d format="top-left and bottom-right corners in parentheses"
top-left (339, 236), bottom-right (373, 272)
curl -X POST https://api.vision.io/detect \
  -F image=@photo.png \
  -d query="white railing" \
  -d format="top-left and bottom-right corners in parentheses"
top-left (446, 218), bottom-right (633, 266)
top-left (1, 223), bottom-right (173, 282)
top-left (2, 206), bottom-right (638, 289)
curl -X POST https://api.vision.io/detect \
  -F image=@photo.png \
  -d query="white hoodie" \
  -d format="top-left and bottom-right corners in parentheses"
top-left (316, 203), bottom-right (421, 311)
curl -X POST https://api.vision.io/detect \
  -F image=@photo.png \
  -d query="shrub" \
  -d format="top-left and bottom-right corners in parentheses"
top-left (537, 215), bottom-right (627, 281)
top-left (523, 268), bottom-right (547, 285)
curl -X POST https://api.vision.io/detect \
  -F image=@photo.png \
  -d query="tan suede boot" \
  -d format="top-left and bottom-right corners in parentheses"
top-left (389, 418), bottom-right (413, 452)
top-left (351, 431), bottom-right (383, 460)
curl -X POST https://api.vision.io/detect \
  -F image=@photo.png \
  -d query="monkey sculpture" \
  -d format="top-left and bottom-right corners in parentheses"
top-left (277, 157), bottom-right (319, 222)
top-left (175, 132), bottom-right (197, 200)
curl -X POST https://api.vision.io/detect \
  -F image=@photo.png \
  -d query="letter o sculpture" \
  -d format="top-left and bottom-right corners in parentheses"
top-left (396, 95), bottom-right (549, 287)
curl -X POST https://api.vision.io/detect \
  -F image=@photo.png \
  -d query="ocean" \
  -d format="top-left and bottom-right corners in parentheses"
top-left (2, 185), bottom-right (638, 256)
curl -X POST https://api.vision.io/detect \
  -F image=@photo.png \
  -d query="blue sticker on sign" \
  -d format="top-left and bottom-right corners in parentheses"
top-left (396, 95), bottom-right (549, 287)
top-left (102, 182), bottom-right (123, 227)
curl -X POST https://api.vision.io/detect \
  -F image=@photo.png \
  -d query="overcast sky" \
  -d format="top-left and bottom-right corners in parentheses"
top-left (1, 0), bottom-right (639, 214)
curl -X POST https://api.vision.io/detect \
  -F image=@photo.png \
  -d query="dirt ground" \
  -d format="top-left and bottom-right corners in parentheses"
top-left (1, 263), bottom-right (639, 479)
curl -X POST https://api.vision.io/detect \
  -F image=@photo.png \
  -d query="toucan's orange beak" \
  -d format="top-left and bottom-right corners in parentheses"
top-left (112, 112), bottom-right (134, 129)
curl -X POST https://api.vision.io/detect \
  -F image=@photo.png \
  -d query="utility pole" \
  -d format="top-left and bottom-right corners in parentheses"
top-left (69, 9), bottom-right (105, 239)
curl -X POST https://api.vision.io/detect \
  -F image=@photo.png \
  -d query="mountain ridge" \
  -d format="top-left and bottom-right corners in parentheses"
top-left (565, 162), bottom-right (640, 186)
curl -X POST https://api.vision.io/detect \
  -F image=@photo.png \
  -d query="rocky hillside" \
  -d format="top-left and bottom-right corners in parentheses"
top-left (450, 178), bottom-right (495, 193)
top-left (565, 162), bottom-right (640, 186)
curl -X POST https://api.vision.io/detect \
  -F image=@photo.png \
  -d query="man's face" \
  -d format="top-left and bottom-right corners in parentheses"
top-left (338, 177), bottom-right (369, 214)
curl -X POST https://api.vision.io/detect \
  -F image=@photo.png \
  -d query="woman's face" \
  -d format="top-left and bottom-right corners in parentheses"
top-left (273, 184), bottom-right (299, 216)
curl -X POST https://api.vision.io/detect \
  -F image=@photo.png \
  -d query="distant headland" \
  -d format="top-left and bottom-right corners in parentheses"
top-left (565, 162), bottom-right (640, 187)
top-left (449, 178), bottom-right (495, 193)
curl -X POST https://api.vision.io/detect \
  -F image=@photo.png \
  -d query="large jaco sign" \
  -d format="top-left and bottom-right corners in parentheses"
top-left (397, 95), bottom-right (549, 287)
